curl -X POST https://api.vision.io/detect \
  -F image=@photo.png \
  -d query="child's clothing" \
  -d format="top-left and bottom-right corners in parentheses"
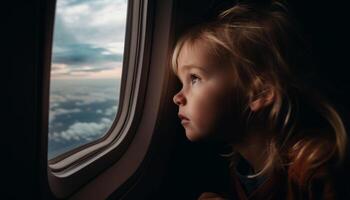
top-left (196, 151), bottom-right (350, 200)
top-left (234, 155), bottom-right (268, 196)
top-left (212, 157), bottom-right (342, 200)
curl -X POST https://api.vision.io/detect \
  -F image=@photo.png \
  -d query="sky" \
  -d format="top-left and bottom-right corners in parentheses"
top-left (48, 0), bottom-right (127, 158)
top-left (51, 0), bottom-right (128, 79)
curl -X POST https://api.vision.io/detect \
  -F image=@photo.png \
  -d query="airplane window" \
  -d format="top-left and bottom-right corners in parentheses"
top-left (48, 0), bottom-right (128, 159)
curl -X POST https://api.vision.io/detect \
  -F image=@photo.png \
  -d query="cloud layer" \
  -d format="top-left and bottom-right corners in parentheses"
top-left (49, 117), bottom-right (113, 142)
top-left (48, 79), bottom-right (121, 159)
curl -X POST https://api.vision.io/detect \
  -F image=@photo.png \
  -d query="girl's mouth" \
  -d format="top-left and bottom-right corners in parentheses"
top-left (178, 113), bottom-right (189, 121)
top-left (178, 113), bottom-right (190, 125)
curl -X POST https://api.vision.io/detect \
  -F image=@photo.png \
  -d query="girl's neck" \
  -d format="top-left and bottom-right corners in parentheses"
top-left (235, 132), bottom-right (269, 173)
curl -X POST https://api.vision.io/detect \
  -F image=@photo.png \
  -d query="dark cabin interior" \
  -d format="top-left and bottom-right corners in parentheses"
top-left (5, 0), bottom-right (350, 199)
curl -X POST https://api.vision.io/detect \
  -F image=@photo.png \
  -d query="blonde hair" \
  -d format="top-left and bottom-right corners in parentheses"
top-left (171, 0), bottom-right (347, 185)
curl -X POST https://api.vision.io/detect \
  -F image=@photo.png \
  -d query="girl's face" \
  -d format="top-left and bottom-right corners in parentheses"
top-left (173, 42), bottom-right (236, 141)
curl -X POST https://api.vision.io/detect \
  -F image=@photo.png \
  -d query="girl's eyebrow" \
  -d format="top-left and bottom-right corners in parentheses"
top-left (180, 64), bottom-right (209, 73)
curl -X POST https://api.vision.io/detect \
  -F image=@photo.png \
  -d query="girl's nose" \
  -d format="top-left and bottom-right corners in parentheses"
top-left (173, 91), bottom-right (186, 106)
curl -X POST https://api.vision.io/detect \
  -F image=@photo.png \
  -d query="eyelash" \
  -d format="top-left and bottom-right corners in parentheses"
top-left (190, 74), bottom-right (200, 85)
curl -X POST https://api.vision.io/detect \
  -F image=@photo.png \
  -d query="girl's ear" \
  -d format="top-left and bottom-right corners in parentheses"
top-left (249, 86), bottom-right (275, 112)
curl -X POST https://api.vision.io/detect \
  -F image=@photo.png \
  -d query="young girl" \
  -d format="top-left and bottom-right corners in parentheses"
top-left (171, 0), bottom-right (348, 199)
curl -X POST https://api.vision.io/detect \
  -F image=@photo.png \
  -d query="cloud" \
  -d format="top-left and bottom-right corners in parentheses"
top-left (96, 109), bottom-right (103, 114)
top-left (51, 63), bottom-right (71, 76)
top-left (51, 0), bottom-right (127, 79)
top-left (52, 43), bottom-right (123, 66)
top-left (52, 15), bottom-right (77, 46)
top-left (105, 106), bottom-right (118, 116)
top-left (73, 94), bottom-right (110, 105)
top-left (49, 80), bottom-right (120, 105)
top-left (53, 0), bottom-right (127, 50)
top-left (49, 108), bottom-right (81, 122)
top-left (51, 62), bottom-right (123, 79)
top-left (60, 0), bottom-right (127, 9)
top-left (50, 93), bottom-right (68, 104)
top-left (50, 92), bottom-right (111, 106)
top-left (49, 117), bottom-right (113, 142)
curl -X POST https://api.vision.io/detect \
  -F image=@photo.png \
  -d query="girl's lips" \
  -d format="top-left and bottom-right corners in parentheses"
top-left (178, 113), bottom-right (189, 121)
top-left (178, 113), bottom-right (190, 125)
top-left (181, 119), bottom-right (189, 125)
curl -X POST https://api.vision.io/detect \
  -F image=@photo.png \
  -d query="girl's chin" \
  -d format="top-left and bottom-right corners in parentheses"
top-left (185, 129), bottom-right (206, 142)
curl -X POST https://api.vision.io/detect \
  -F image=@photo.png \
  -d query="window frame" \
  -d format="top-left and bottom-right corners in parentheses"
top-left (43, 0), bottom-right (159, 198)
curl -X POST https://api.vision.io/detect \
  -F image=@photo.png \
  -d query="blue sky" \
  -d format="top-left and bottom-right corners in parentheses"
top-left (51, 0), bottom-right (128, 79)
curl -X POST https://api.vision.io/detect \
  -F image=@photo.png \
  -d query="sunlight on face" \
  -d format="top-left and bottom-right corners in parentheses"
top-left (173, 42), bottom-right (236, 141)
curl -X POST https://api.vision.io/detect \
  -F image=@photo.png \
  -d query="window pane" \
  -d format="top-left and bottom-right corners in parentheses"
top-left (48, 0), bottom-right (128, 159)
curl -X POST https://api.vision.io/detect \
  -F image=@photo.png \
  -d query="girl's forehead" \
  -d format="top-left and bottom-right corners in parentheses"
top-left (177, 41), bottom-right (218, 70)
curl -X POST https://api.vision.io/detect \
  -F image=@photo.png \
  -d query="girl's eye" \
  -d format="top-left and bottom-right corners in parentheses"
top-left (190, 74), bottom-right (200, 85)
